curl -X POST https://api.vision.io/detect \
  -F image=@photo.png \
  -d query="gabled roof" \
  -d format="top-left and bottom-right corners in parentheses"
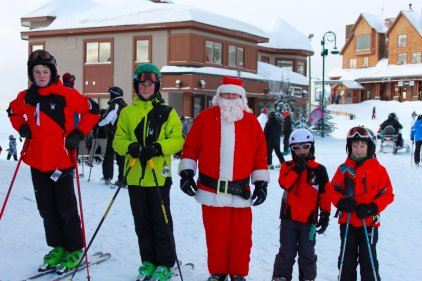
top-left (257, 18), bottom-right (313, 52)
top-left (340, 80), bottom-right (365, 89)
top-left (22, 0), bottom-right (268, 40)
top-left (386, 10), bottom-right (422, 37)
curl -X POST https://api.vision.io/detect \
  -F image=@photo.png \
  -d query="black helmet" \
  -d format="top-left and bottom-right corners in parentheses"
top-left (418, 115), bottom-right (422, 120)
top-left (108, 86), bottom-right (124, 99)
top-left (388, 112), bottom-right (396, 119)
top-left (269, 111), bottom-right (276, 119)
top-left (27, 50), bottom-right (58, 87)
top-left (180, 116), bottom-right (185, 121)
top-left (346, 126), bottom-right (377, 158)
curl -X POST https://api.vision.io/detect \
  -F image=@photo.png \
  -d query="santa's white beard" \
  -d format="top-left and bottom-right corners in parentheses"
top-left (218, 97), bottom-right (245, 122)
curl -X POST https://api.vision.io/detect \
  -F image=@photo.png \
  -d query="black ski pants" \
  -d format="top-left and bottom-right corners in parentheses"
top-left (7, 153), bottom-right (17, 161)
top-left (102, 132), bottom-right (125, 181)
top-left (30, 167), bottom-right (83, 251)
top-left (267, 144), bottom-right (285, 165)
top-left (283, 138), bottom-right (290, 153)
top-left (414, 140), bottom-right (422, 163)
top-left (273, 219), bottom-right (317, 280)
top-left (338, 224), bottom-right (380, 281)
top-left (128, 185), bottom-right (175, 268)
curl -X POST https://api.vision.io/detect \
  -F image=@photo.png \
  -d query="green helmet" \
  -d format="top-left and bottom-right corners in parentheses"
top-left (133, 64), bottom-right (162, 95)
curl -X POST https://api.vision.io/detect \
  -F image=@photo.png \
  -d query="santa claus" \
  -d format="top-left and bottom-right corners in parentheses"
top-left (178, 76), bottom-right (269, 281)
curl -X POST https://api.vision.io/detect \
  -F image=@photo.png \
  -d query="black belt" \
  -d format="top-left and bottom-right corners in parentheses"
top-left (198, 172), bottom-right (251, 200)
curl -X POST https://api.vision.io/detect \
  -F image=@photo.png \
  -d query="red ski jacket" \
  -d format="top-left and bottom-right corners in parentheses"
top-left (7, 80), bottom-right (99, 171)
top-left (330, 157), bottom-right (394, 227)
top-left (278, 158), bottom-right (331, 224)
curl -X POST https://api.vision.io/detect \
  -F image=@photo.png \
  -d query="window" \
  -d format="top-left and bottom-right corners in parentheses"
top-left (363, 57), bottom-right (369, 67)
top-left (398, 53), bottom-right (407, 64)
top-left (340, 90), bottom-right (344, 98)
top-left (403, 87), bottom-right (407, 99)
top-left (261, 56), bottom-right (270, 63)
top-left (366, 91), bottom-right (370, 99)
top-left (32, 45), bottom-right (43, 52)
top-left (228, 45), bottom-right (243, 67)
top-left (349, 58), bottom-right (357, 68)
top-left (277, 60), bottom-right (293, 71)
top-left (86, 42), bottom-right (111, 63)
top-left (346, 90), bottom-right (352, 97)
top-left (136, 40), bottom-right (149, 62)
top-left (398, 34), bottom-right (407, 47)
top-left (205, 41), bottom-right (222, 64)
top-left (298, 62), bottom-right (305, 75)
top-left (354, 91), bottom-right (357, 98)
top-left (412, 52), bottom-right (421, 63)
top-left (356, 34), bottom-right (370, 51)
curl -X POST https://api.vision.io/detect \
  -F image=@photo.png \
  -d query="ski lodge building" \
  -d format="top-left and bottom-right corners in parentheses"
top-left (328, 5), bottom-right (422, 104)
top-left (20, 0), bottom-right (312, 118)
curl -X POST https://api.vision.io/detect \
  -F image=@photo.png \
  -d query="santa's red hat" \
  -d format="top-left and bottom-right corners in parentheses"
top-left (212, 76), bottom-right (249, 111)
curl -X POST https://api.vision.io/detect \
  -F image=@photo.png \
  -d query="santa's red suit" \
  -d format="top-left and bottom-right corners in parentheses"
top-left (179, 77), bottom-right (269, 277)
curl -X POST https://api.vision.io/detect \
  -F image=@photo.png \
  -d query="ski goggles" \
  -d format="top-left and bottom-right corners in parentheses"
top-left (28, 50), bottom-right (56, 65)
top-left (291, 143), bottom-right (312, 151)
top-left (107, 87), bottom-right (121, 96)
top-left (133, 72), bottom-right (160, 83)
top-left (347, 126), bottom-right (371, 139)
top-left (65, 75), bottom-right (75, 82)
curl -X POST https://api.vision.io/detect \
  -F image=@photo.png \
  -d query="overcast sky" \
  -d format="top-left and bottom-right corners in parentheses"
top-left (0, 0), bottom-right (418, 111)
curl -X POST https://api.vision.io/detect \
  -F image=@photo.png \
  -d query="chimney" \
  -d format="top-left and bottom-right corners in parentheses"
top-left (409, 3), bottom-right (413, 10)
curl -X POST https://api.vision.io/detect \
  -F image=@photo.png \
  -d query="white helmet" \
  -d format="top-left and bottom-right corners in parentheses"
top-left (289, 128), bottom-right (314, 145)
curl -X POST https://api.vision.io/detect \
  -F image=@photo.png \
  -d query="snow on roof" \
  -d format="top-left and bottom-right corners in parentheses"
top-left (160, 62), bottom-right (309, 86)
top-left (22, 0), bottom-right (268, 39)
top-left (401, 10), bottom-right (422, 37)
top-left (257, 18), bottom-right (313, 52)
top-left (328, 59), bottom-right (422, 80)
top-left (361, 13), bottom-right (387, 33)
top-left (341, 80), bottom-right (365, 89)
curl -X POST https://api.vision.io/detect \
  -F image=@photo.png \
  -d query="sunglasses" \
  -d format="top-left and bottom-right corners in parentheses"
top-left (291, 143), bottom-right (312, 151)
top-left (347, 126), bottom-right (371, 139)
top-left (133, 72), bottom-right (160, 83)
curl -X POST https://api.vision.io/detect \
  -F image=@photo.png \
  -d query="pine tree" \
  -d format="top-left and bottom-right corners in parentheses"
top-left (274, 91), bottom-right (296, 131)
top-left (312, 95), bottom-right (337, 135)
top-left (294, 105), bottom-right (309, 129)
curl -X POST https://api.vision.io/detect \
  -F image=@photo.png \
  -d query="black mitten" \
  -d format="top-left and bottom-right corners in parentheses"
top-left (128, 143), bottom-right (142, 158)
top-left (337, 197), bottom-right (357, 213)
top-left (316, 210), bottom-right (330, 234)
top-left (19, 123), bottom-right (32, 139)
top-left (65, 129), bottom-right (84, 151)
top-left (292, 157), bottom-right (308, 175)
top-left (180, 170), bottom-right (197, 196)
top-left (356, 203), bottom-right (378, 219)
top-left (252, 181), bottom-right (268, 206)
top-left (141, 145), bottom-right (156, 161)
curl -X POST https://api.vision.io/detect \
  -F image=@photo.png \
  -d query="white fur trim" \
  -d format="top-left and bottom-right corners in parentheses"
top-left (251, 169), bottom-right (270, 184)
top-left (178, 158), bottom-right (198, 176)
top-left (217, 84), bottom-right (246, 98)
top-left (220, 118), bottom-right (235, 181)
top-left (195, 188), bottom-right (252, 208)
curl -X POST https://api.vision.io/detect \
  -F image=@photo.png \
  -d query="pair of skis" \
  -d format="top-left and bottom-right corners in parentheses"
top-left (136, 261), bottom-right (194, 281)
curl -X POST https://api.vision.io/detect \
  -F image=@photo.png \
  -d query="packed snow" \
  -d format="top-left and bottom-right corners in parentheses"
top-left (1, 99), bottom-right (421, 280)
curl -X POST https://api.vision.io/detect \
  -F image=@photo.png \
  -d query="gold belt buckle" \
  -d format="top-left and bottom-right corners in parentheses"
top-left (217, 179), bottom-right (228, 196)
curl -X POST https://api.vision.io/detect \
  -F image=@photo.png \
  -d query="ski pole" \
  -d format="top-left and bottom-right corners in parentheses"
top-left (88, 127), bottom-right (98, 182)
top-left (0, 139), bottom-right (29, 222)
top-left (69, 158), bottom-right (137, 281)
top-left (73, 151), bottom-right (91, 280)
top-left (362, 218), bottom-right (378, 281)
top-left (148, 159), bottom-right (184, 281)
top-left (411, 140), bottom-right (414, 167)
top-left (338, 212), bottom-right (351, 281)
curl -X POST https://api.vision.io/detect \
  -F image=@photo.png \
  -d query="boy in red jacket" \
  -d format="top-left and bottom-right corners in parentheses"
top-left (272, 129), bottom-right (331, 281)
top-left (331, 126), bottom-right (394, 281)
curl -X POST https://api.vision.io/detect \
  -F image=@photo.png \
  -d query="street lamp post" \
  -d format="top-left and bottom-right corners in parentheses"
top-left (321, 31), bottom-right (339, 138)
top-left (308, 34), bottom-right (314, 117)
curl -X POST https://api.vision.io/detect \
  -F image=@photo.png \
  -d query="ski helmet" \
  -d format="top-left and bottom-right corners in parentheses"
top-left (418, 114), bottom-right (422, 120)
top-left (388, 112), bottom-right (396, 119)
top-left (269, 111), bottom-right (276, 119)
top-left (27, 50), bottom-right (58, 87)
top-left (289, 128), bottom-right (315, 161)
top-left (9, 135), bottom-right (15, 140)
top-left (346, 126), bottom-right (376, 157)
top-left (108, 86), bottom-right (124, 99)
top-left (132, 64), bottom-right (162, 96)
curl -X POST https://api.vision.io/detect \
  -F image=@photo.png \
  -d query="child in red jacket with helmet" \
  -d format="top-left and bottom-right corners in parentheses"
top-left (331, 126), bottom-right (394, 281)
top-left (272, 128), bottom-right (331, 281)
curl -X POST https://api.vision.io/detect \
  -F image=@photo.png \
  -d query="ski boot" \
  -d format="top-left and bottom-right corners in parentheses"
top-left (150, 265), bottom-right (172, 281)
top-left (136, 261), bottom-right (155, 281)
top-left (208, 274), bottom-right (227, 281)
top-left (268, 164), bottom-right (274, 170)
top-left (272, 278), bottom-right (288, 281)
top-left (230, 275), bottom-right (246, 281)
top-left (39, 247), bottom-right (66, 272)
top-left (56, 249), bottom-right (83, 275)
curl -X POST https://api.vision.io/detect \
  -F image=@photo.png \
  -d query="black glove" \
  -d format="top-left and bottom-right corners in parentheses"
top-left (65, 129), bottom-right (84, 151)
top-left (180, 170), bottom-right (197, 196)
top-left (316, 210), bottom-right (330, 234)
top-left (128, 143), bottom-right (142, 158)
top-left (292, 157), bottom-right (308, 175)
top-left (252, 181), bottom-right (268, 206)
top-left (356, 203), bottom-right (378, 219)
top-left (337, 198), bottom-right (357, 213)
top-left (19, 123), bottom-right (32, 139)
top-left (141, 145), bottom-right (156, 161)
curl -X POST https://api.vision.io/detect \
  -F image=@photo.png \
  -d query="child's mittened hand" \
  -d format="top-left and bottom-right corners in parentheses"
top-left (356, 203), bottom-right (378, 219)
top-left (337, 198), bottom-right (357, 213)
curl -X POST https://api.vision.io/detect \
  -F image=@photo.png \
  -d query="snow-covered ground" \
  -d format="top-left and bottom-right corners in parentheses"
top-left (1, 99), bottom-right (421, 280)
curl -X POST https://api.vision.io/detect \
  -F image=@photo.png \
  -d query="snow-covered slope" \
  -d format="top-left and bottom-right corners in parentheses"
top-left (1, 99), bottom-right (421, 280)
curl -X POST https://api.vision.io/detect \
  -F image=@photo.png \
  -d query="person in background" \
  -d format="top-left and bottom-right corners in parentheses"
top-left (411, 111), bottom-right (417, 124)
top-left (257, 108), bottom-right (268, 130)
top-left (335, 95), bottom-right (340, 104)
top-left (264, 111), bottom-right (285, 169)
top-left (7, 50), bottom-right (99, 273)
top-left (62, 73), bottom-right (80, 128)
top-left (87, 109), bottom-right (107, 167)
top-left (6, 135), bottom-right (18, 161)
top-left (282, 111), bottom-right (292, 155)
top-left (330, 126), bottom-right (394, 281)
top-left (380, 113), bottom-right (403, 148)
top-left (372, 106), bottom-right (376, 119)
top-left (113, 63), bottom-right (184, 281)
top-left (179, 76), bottom-right (269, 281)
top-left (410, 114), bottom-right (422, 166)
top-left (98, 86), bottom-right (127, 186)
top-left (174, 116), bottom-right (189, 159)
top-left (331, 93), bottom-right (334, 105)
top-left (0, 144), bottom-right (2, 155)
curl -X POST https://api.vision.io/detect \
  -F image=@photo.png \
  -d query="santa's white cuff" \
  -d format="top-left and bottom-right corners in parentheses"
top-left (251, 169), bottom-right (270, 184)
top-left (178, 158), bottom-right (197, 176)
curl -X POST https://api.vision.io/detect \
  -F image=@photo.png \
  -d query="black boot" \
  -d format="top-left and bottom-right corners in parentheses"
top-left (230, 275), bottom-right (246, 281)
top-left (208, 274), bottom-right (227, 281)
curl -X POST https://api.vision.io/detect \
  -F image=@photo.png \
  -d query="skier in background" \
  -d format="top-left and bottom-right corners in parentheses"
top-left (0, 144), bottom-right (2, 155)
top-left (282, 111), bottom-right (292, 155)
top-left (411, 111), bottom-right (417, 124)
top-left (372, 106), bottom-right (376, 119)
top-left (410, 114), bottom-right (422, 166)
top-left (380, 113), bottom-right (403, 148)
top-left (173, 116), bottom-right (189, 159)
top-left (257, 107), bottom-right (268, 130)
top-left (264, 111), bottom-right (285, 169)
top-left (6, 135), bottom-right (18, 161)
